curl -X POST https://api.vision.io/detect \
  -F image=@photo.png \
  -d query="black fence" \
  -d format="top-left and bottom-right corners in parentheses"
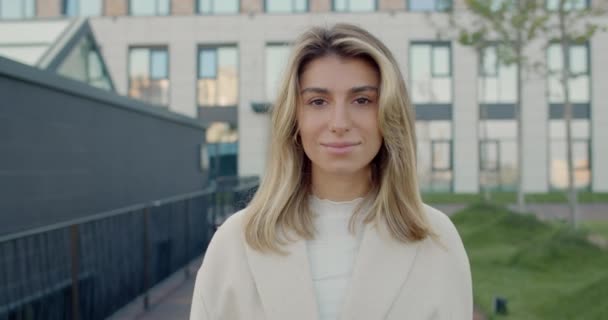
top-left (0, 177), bottom-right (259, 320)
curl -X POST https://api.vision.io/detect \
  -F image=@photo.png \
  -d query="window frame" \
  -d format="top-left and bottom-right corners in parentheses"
top-left (0, 0), bottom-right (36, 19)
top-left (264, 0), bottom-right (308, 13)
top-left (128, 0), bottom-right (171, 16)
top-left (409, 41), bottom-right (453, 106)
top-left (431, 140), bottom-right (453, 172)
top-left (407, 0), bottom-right (453, 12)
top-left (197, 0), bottom-right (241, 15)
top-left (127, 46), bottom-right (171, 105)
top-left (331, 0), bottom-right (377, 12)
top-left (197, 44), bottom-right (239, 108)
top-left (62, 0), bottom-right (104, 17)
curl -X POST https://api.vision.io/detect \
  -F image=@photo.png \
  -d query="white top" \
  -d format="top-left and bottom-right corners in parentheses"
top-left (306, 195), bottom-right (367, 320)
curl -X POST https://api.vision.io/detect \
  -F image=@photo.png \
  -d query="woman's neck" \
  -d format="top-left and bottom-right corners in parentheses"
top-left (310, 166), bottom-right (371, 202)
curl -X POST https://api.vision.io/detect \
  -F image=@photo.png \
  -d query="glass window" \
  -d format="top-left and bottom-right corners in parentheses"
top-left (128, 47), bottom-right (170, 106)
top-left (546, 0), bottom-right (587, 11)
top-left (547, 43), bottom-right (590, 104)
top-left (0, 0), bottom-right (35, 19)
top-left (410, 43), bottom-right (452, 104)
top-left (206, 122), bottom-right (239, 179)
top-left (549, 120), bottom-right (591, 189)
top-left (63, 0), bottom-right (102, 16)
top-left (333, 0), bottom-right (375, 12)
top-left (57, 36), bottom-right (113, 90)
top-left (265, 43), bottom-right (291, 101)
top-left (417, 121), bottom-right (452, 192)
top-left (479, 45), bottom-right (517, 103)
top-left (409, 0), bottom-right (452, 11)
top-left (198, 46), bottom-right (238, 107)
top-left (198, 0), bottom-right (239, 14)
top-left (130, 0), bottom-right (170, 16)
top-left (478, 120), bottom-right (518, 191)
top-left (266, 0), bottom-right (307, 12)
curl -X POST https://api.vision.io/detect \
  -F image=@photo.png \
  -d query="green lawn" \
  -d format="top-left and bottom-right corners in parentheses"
top-left (451, 203), bottom-right (608, 319)
top-left (423, 192), bottom-right (608, 204)
top-left (581, 220), bottom-right (608, 240)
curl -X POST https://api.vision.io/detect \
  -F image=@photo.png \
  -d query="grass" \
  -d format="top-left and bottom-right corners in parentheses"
top-left (580, 220), bottom-right (608, 240)
top-left (423, 191), bottom-right (608, 204)
top-left (451, 203), bottom-right (608, 319)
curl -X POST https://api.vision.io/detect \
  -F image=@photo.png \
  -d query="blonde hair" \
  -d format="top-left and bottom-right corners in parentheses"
top-left (244, 23), bottom-right (432, 253)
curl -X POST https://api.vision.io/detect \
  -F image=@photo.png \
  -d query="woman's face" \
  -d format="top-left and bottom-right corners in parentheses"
top-left (297, 55), bottom-right (382, 177)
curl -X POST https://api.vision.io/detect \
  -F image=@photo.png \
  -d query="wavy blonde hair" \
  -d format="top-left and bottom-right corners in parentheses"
top-left (244, 23), bottom-right (432, 253)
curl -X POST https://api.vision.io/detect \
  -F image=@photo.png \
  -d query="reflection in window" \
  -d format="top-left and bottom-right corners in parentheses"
top-left (128, 47), bottom-right (170, 106)
top-left (410, 43), bottom-right (452, 104)
top-left (265, 43), bottom-right (291, 101)
top-left (547, 43), bottom-right (590, 104)
top-left (198, 0), bottom-right (239, 14)
top-left (479, 120), bottom-right (518, 191)
top-left (130, 0), bottom-right (170, 16)
top-left (333, 0), bottom-right (375, 12)
top-left (417, 121), bottom-right (452, 192)
top-left (206, 122), bottom-right (238, 178)
top-left (546, 0), bottom-right (587, 11)
top-left (57, 36), bottom-right (113, 90)
top-left (266, 0), bottom-right (307, 13)
top-left (549, 120), bottom-right (591, 190)
top-left (198, 46), bottom-right (238, 107)
top-left (408, 0), bottom-right (451, 11)
top-left (63, 0), bottom-right (102, 16)
top-left (479, 45), bottom-right (517, 103)
top-left (0, 0), bottom-right (35, 19)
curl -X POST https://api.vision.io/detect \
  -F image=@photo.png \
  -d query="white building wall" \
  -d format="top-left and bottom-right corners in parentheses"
top-left (452, 42), bottom-right (479, 193)
top-left (591, 28), bottom-right (608, 192)
top-left (521, 40), bottom-right (549, 193)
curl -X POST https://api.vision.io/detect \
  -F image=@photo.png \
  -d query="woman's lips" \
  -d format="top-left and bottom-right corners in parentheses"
top-left (321, 142), bottom-right (360, 155)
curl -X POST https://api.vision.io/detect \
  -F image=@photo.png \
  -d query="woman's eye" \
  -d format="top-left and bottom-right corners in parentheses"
top-left (309, 99), bottom-right (326, 106)
top-left (354, 97), bottom-right (372, 104)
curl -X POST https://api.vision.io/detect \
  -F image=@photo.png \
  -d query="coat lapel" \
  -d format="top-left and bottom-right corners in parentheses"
top-left (244, 237), bottom-right (319, 320)
top-left (338, 220), bottom-right (422, 320)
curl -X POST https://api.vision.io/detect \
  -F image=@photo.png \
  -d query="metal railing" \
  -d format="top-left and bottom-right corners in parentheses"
top-left (0, 177), bottom-right (259, 320)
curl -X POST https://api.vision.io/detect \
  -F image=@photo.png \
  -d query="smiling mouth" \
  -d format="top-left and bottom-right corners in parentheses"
top-left (321, 142), bottom-right (361, 154)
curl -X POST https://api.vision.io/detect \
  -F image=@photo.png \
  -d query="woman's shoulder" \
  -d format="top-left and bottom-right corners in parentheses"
top-left (420, 204), bottom-right (470, 268)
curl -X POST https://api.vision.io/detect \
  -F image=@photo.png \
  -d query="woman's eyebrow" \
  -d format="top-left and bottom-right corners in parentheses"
top-left (350, 85), bottom-right (378, 94)
top-left (300, 87), bottom-right (329, 95)
top-left (300, 86), bottom-right (378, 95)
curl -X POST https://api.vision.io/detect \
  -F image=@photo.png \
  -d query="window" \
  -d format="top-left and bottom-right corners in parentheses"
top-left (128, 47), bottom-right (170, 106)
top-left (265, 43), bottom-right (291, 101)
top-left (0, 0), bottom-right (35, 19)
top-left (198, 46), bottom-right (238, 107)
top-left (417, 121), bottom-right (452, 192)
top-left (130, 0), bottom-right (170, 16)
top-left (198, 0), bottom-right (239, 14)
top-left (266, 0), bottom-right (307, 13)
top-left (58, 36), bottom-right (113, 90)
top-left (549, 120), bottom-right (591, 190)
top-left (479, 45), bottom-right (517, 104)
top-left (547, 43), bottom-right (590, 104)
top-left (206, 122), bottom-right (238, 179)
top-left (63, 0), bottom-right (102, 16)
top-left (408, 0), bottom-right (451, 11)
top-left (410, 42), bottom-right (452, 104)
top-left (546, 0), bottom-right (588, 11)
top-left (478, 120), bottom-right (518, 191)
top-left (333, 0), bottom-right (376, 12)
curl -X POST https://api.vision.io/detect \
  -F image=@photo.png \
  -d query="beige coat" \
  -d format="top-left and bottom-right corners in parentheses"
top-left (190, 204), bottom-right (473, 320)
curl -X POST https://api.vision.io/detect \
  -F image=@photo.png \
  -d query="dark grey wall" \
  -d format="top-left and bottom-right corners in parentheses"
top-left (0, 57), bottom-right (207, 237)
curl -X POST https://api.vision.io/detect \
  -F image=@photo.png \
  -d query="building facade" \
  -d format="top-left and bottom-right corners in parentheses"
top-left (3, 0), bottom-right (607, 193)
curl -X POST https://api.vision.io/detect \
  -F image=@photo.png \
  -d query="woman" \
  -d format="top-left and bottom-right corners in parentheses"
top-left (190, 23), bottom-right (472, 320)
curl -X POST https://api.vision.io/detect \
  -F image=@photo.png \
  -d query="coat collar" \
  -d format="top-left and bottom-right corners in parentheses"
top-left (244, 219), bottom-right (421, 320)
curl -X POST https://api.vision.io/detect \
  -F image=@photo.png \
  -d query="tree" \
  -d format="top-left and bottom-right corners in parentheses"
top-left (450, 0), bottom-right (549, 212)
top-left (544, 0), bottom-right (606, 227)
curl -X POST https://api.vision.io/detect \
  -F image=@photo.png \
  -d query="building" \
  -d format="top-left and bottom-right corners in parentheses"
top-left (2, 0), bottom-right (607, 193)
